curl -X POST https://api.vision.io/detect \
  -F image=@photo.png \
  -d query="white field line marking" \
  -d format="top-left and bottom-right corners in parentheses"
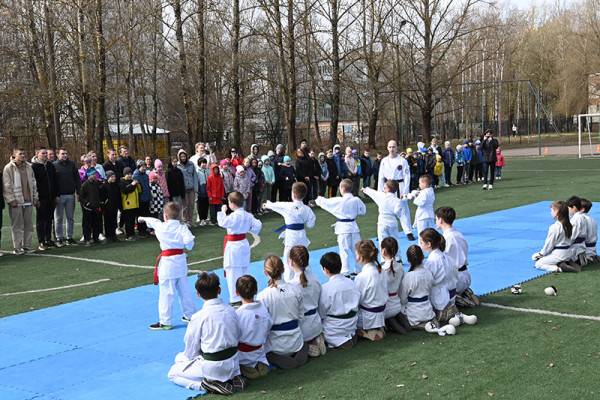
top-left (481, 302), bottom-right (600, 322)
top-left (505, 169), bottom-right (593, 172)
top-left (0, 279), bottom-right (111, 296)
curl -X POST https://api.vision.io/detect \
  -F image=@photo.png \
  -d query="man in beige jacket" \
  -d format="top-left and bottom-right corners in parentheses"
top-left (3, 148), bottom-right (39, 254)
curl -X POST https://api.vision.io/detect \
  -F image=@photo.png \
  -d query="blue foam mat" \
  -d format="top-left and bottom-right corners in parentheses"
top-left (0, 201), bottom-right (597, 400)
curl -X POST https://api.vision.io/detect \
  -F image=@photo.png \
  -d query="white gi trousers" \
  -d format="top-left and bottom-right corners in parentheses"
top-left (159, 277), bottom-right (196, 325)
top-left (338, 233), bottom-right (361, 274)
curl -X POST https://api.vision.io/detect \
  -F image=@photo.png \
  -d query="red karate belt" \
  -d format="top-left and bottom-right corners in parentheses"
top-left (154, 249), bottom-right (184, 285)
top-left (222, 234), bottom-right (246, 277)
top-left (238, 342), bottom-right (262, 352)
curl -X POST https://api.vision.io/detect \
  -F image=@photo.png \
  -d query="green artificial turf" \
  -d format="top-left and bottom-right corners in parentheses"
top-left (1, 155), bottom-right (600, 399)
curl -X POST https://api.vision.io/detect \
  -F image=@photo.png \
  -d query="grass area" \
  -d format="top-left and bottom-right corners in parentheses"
top-left (1, 155), bottom-right (600, 399)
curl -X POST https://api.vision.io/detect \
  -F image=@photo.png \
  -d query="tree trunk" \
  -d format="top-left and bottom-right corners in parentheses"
top-left (329, 0), bottom-right (340, 146)
top-left (44, 1), bottom-right (61, 149)
top-left (286, 0), bottom-right (297, 150)
top-left (195, 0), bottom-right (206, 144)
top-left (231, 0), bottom-right (241, 150)
top-left (76, 0), bottom-right (92, 149)
top-left (94, 0), bottom-right (107, 162)
top-left (126, 0), bottom-right (136, 154)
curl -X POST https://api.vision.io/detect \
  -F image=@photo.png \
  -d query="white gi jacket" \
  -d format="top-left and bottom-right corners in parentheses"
top-left (141, 217), bottom-right (194, 280)
top-left (382, 259), bottom-right (404, 318)
top-left (412, 187), bottom-right (435, 222)
top-left (257, 280), bottom-right (304, 355)
top-left (377, 154), bottom-right (411, 196)
top-left (354, 262), bottom-right (388, 330)
top-left (180, 298), bottom-right (240, 382)
top-left (424, 249), bottom-right (453, 311)
top-left (443, 227), bottom-right (470, 294)
top-left (362, 187), bottom-right (402, 228)
top-left (400, 266), bottom-right (436, 326)
top-left (583, 213), bottom-right (598, 257)
top-left (290, 268), bottom-right (323, 341)
top-left (236, 302), bottom-right (272, 367)
top-left (570, 212), bottom-right (586, 257)
top-left (538, 221), bottom-right (572, 259)
top-left (217, 208), bottom-right (262, 269)
top-left (265, 200), bottom-right (316, 247)
top-left (315, 193), bottom-right (366, 235)
top-left (318, 274), bottom-right (360, 348)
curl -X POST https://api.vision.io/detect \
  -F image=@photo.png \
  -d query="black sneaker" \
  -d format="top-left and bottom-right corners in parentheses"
top-left (229, 301), bottom-right (242, 309)
top-left (149, 322), bottom-right (173, 331)
top-left (181, 316), bottom-right (191, 323)
top-left (201, 378), bottom-right (234, 395)
top-left (55, 240), bottom-right (65, 248)
top-left (38, 243), bottom-right (48, 251)
top-left (66, 238), bottom-right (78, 245)
top-left (84, 240), bottom-right (93, 247)
top-left (46, 240), bottom-right (57, 248)
top-left (232, 375), bottom-right (247, 392)
top-left (407, 233), bottom-right (416, 241)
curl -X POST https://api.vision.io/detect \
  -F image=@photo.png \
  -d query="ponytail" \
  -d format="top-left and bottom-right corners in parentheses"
top-left (381, 237), bottom-right (399, 276)
top-left (406, 245), bottom-right (424, 272)
top-left (355, 240), bottom-right (380, 272)
top-left (419, 228), bottom-right (445, 251)
top-left (288, 245), bottom-right (310, 287)
top-left (553, 200), bottom-right (573, 239)
top-left (264, 255), bottom-right (285, 288)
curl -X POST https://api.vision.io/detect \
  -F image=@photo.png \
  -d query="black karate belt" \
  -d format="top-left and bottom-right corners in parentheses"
top-left (407, 295), bottom-right (428, 303)
top-left (383, 178), bottom-right (404, 198)
top-left (271, 319), bottom-right (299, 331)
top-left (336, 218), bottom-right (356, 223)
top-left (327, 310), bottom-right (358, 319)
top-left (304, 308), bottom-right (318, 316)
top-left (359, 304), bottom-right (386, 313)
top-left (458, 265), bottom-right (468, 272)
top-left (573, 237), bottom-right (585, 244)
top-left (448, 289), bottom-right (457, 299)
top-left (586, 241), bottom-right (597, 247)
top-left (553, 245), bottom-right (570, 250)
top-left (201, 346), bottom-right (238, 362)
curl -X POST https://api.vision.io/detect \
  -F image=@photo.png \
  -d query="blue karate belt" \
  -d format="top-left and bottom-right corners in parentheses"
top-left (304, 308), bottom-right (318, 316)
top-left (271, 319), bottom-right (299, 331)
top-left (359, 304), bottom-right (386, 313)
top-left (448, 289), bottom-right (457, 299)
top-left (337, 218), bottom-right (356, 223)
top-left (273, 223), bottom-right (305, 234)
top-left (573, 237), bottom-right (585, 244)
top-left (553, 245), bottom-right (571, 250)
top-left (407, 295), bottom-right (428, 303)
top-left (586, 241), bottom-right (597, 247)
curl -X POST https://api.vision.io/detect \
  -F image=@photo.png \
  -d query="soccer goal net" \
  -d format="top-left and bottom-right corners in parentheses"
top-left (577, 113), bottom-right (600, 158)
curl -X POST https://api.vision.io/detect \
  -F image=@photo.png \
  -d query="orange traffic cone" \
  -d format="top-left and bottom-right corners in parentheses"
top-left (543, 147), bottom-right (549, 156)
top-left (595, 144), bottom-right (600, 153)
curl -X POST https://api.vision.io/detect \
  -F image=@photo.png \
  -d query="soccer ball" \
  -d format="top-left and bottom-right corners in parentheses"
top-left (544, 286), bottom-right (558, 296)
top-left (510, 284), bottom-right (523, 295)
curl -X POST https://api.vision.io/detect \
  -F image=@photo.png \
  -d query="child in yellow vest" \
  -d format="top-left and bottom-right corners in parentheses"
top-left (433, 155), bottom-right (444, 189)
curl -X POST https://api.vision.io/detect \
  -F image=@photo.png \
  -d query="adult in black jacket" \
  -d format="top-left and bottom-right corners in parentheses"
top-left (53, 148), bottom-right (81, 246)
top-left (294, 149), bottom-right (313, 204)
top-left (103, 148), bottom-right (124, 180)
top-left (79, 172), bottom-right (102, 244)
top-left (308, 150), bottom-right (321, 201)
top-left (32, 147), bottom-right (57, 249)
top-left (166, 157), bottom-right (186, 204)
top-left (271, 144), bottom-right (285, 201)
top-left (117, 145), bottom-right (136, 172)
top-left (325, 150), bottom-right (339, 197)
top-left (101, 171), bottom-right (120, 241)
top-left (481, 130), bottom-right (499, 190)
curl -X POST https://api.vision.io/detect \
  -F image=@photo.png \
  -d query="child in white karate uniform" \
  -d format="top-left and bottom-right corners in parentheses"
top-left (257, 255), bottom-right (308, 369)
top-left (580, 198), bottom-right (598, 263)
top-left (354, 240), bottom-right (388, 341)
top-left (316, 179), bottom-right (367, 275)
top-left (288, 245), bottom-right (326, 357)
top-left (400, 245), bottom-right (437, 329)
top-left (217, 191), bottom-right (262, 304)
top-left (362, 181), bottom-right (403, 257)
top-left (380, 237), bottom-right (411, 334)
top-left (139, 202), bottom-right (196, 330)
top-left (435, 206), bottom-right (480, 307)
top-left (567, 196), bottom-right (587, 267)
top-left (407, 175), bottom-right (435, 236)
top-left (168, 272), bottom-right (246, 396)
top-left (235, 275), bottom-right (272, 380)
top-left (532, 201), bottom-right (578, 273)
top-left (318, 252), bottom-right (361, 349)
top-left (419, 228), bottom-right (458, 324)
top-left (264, 182), bottom-right (316, 281)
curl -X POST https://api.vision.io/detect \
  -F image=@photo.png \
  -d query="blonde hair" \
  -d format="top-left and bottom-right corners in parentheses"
top-left (264, 255), bottom-right (285, 288)
top-left (355, 240), bottom-right (381, 272)
top-left (288, 245), bottom-right (309, 287)
top-left (339, 178), bottom-right (353, 193)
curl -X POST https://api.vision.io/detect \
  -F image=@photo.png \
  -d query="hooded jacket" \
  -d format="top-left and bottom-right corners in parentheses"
top-left (133, 168), bottom-right (151, 203)
top-left (167, 162), bottom-right (185, 198)
top-left (207, 164), bottom-right (225, 205)
top-left (3, 160), bottom-right (39, 205)
top-left (176, 149), bottom-right (198, 192)
top-left (153, 159), bottom-right (170, 198)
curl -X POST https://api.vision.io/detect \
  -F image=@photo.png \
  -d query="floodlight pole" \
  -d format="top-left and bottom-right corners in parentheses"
top-left (537, 86), bottom-right (541, 156)
top-left (578, 114), bottom-right (582, 159)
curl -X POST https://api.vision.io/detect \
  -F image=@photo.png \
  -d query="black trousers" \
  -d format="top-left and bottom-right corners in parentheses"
top-left (137, 202), bottom-right (150, 234)
top-left (444, 164), bottom-right (452, 185)
top-left (271, 181), bottom-right (280, 202)
top-left (209, 204), bottom-right (220, 223)
top-left (456, 165), bottom-right (464, 183)
top-left (483, 162), bottom-right (496, 185)
top-left (36, 198), bottom-right (54, 243)
top-left (122, 209), bottom-right (137, 237)
top-left (82, 207), bottom-right (102, 241)
top-left (104, 208), bottom-right (118, 239)
top-left (197, 196), bottom-right (209, 220)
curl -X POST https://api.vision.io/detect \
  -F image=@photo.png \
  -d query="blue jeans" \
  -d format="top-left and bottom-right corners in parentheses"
top-left (54, 194), bottom-right (75, 240)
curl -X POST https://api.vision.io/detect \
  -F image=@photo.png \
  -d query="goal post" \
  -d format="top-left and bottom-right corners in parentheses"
top-left (576, 113), bottom-right (600, 158)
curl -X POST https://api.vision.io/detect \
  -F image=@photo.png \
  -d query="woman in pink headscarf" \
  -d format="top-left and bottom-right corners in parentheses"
top-left (153, 159), bottom-right (170, 200)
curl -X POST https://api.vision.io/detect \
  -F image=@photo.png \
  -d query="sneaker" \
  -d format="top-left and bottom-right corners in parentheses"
top-left (98, 233), bottom-right (106, 241)
top-left (229, 301), bottom-right (242, 309)
top-left (407, 233), bottom-right (416, 241)
top-left (13, 248), bottom-right (25, 255)
top-left (181, 316), bottom-right (191, 323)
top-left (115, 228), bottom-right (124, 236)
top-left (443, 184), bottom-right (450, 188)
top-left (461, 288), bottom-right (481, 306)
top-left (201, 378), bottom-right (234, 395)
top-left (84, 240), bottom-right (93, 247)
top-left (79, 236), bottom-right (85, 243)
top-left (149, 322), bottom-right (172, 330)
top-left (231, 375), bottom-right (247, 393)
top-left (46, 240), bottom-right (57, 248)
top-left (55, 240), bottom-right (65, 248)
top-left (23, 247), bottom-right (35, 254)
top-left (38, 243), bottom-right (48, 251)
top-left (125, 236), bottom-right (135, 242)
top-left (482, 184), bottom-right (488, 190)
top-left (240, 364), bottom-right (261, 380)
top-left (308, 341), bottom-right (321, 357)
top-left (256, 362), bottom-right (270, 377)
top-left (66, 238), bottom-right (78, 245)
top-left (487, 185), bottom-right (493, 190)
top-left (316, 333), bottom-right (327, 356)
top-left (199, 220), bottom-right (207, 226)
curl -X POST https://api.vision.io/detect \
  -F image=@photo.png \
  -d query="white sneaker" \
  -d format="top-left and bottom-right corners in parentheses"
top-left (482, 184), bottom-right (488, 190)
top-left (199, 220), bottom-right (206, 226)
top-left (99, 233), bottom-right (106, 241)
top-left (116, 228), bottom-right (124, 236)
top-left (443, 184), bottom-right (450, 188)
top-left (488, 185), bottom-right (493, 190)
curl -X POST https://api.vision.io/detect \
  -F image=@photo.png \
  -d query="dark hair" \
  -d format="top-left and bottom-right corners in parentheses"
top-left (435, 206), bottom-right (456, 225)
top-left (288, 245), bottom-right (309, 287)
top-left (419, 228), bottom-right (446, 251)
top-left (264, 255), bottom-right (285, 287)
top-left (381, 237), bottom-right (399, 275)
top-left (566, 196), bottom-right (582, 210)
top-left (197, 158), bottom-right (207, 166)
top-left (292, 182), bottom-right (308, 200)
top-left (384, 180), bottom-right (398, 193)
top-left (406, 245), bottom-right (424, 272)
top-left (355, 240), bottom-right (381, 272)
top-left (552, 201), bottom-right (573, 239)
top-left (236, 275), bottom-right (258, 300)
top-left (581, 198), bottom-right (592, 213)
top-left (419, 174), bottom-right (432, 185)
top-left (320, 252), bottom-right (342, 274)
top-left (228, 191), bottom-right (245, 207)
top-left (195, 272), bottom-right (220, 299)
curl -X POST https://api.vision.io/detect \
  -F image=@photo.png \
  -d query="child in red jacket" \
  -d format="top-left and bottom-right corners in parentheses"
top-left (495, 148), bottom-right (505, 180)
top-left (206, 163), bottom-right (225, 225)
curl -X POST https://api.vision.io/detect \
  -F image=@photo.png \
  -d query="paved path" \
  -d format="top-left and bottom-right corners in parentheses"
top-left (503, 144), bottom-right (598, 156)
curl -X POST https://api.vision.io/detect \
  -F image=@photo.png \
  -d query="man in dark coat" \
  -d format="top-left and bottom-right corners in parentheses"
top-left (481, 129), bottom-right (499, 190)
top-left (32, 147), bottom-right (57, 249)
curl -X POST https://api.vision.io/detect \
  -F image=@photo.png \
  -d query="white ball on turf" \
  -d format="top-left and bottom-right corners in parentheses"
top-left (462, 314), bottom-right (478, 325)
top-left (544, 286), bottom-right (558, 296)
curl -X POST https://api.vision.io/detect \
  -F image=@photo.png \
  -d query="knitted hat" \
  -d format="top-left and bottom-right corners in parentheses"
top-left (154, 159), bottom-right (163, 169)
top-left (236, 165), bottom-right (245, 173)
top-left (86, 167), bottom-right (97, 177)
top-left (106, 170), bottom-right (115, 178)
top-left (123, 167), bottom-right (132, 175)
top-left (148, 171), bottom-right (158, 182)
top-left (283, 155), bottom-right (291, 163)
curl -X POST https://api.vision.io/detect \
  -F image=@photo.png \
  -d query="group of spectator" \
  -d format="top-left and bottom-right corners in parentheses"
top-left (1, 131), bottom-right (501, 255)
